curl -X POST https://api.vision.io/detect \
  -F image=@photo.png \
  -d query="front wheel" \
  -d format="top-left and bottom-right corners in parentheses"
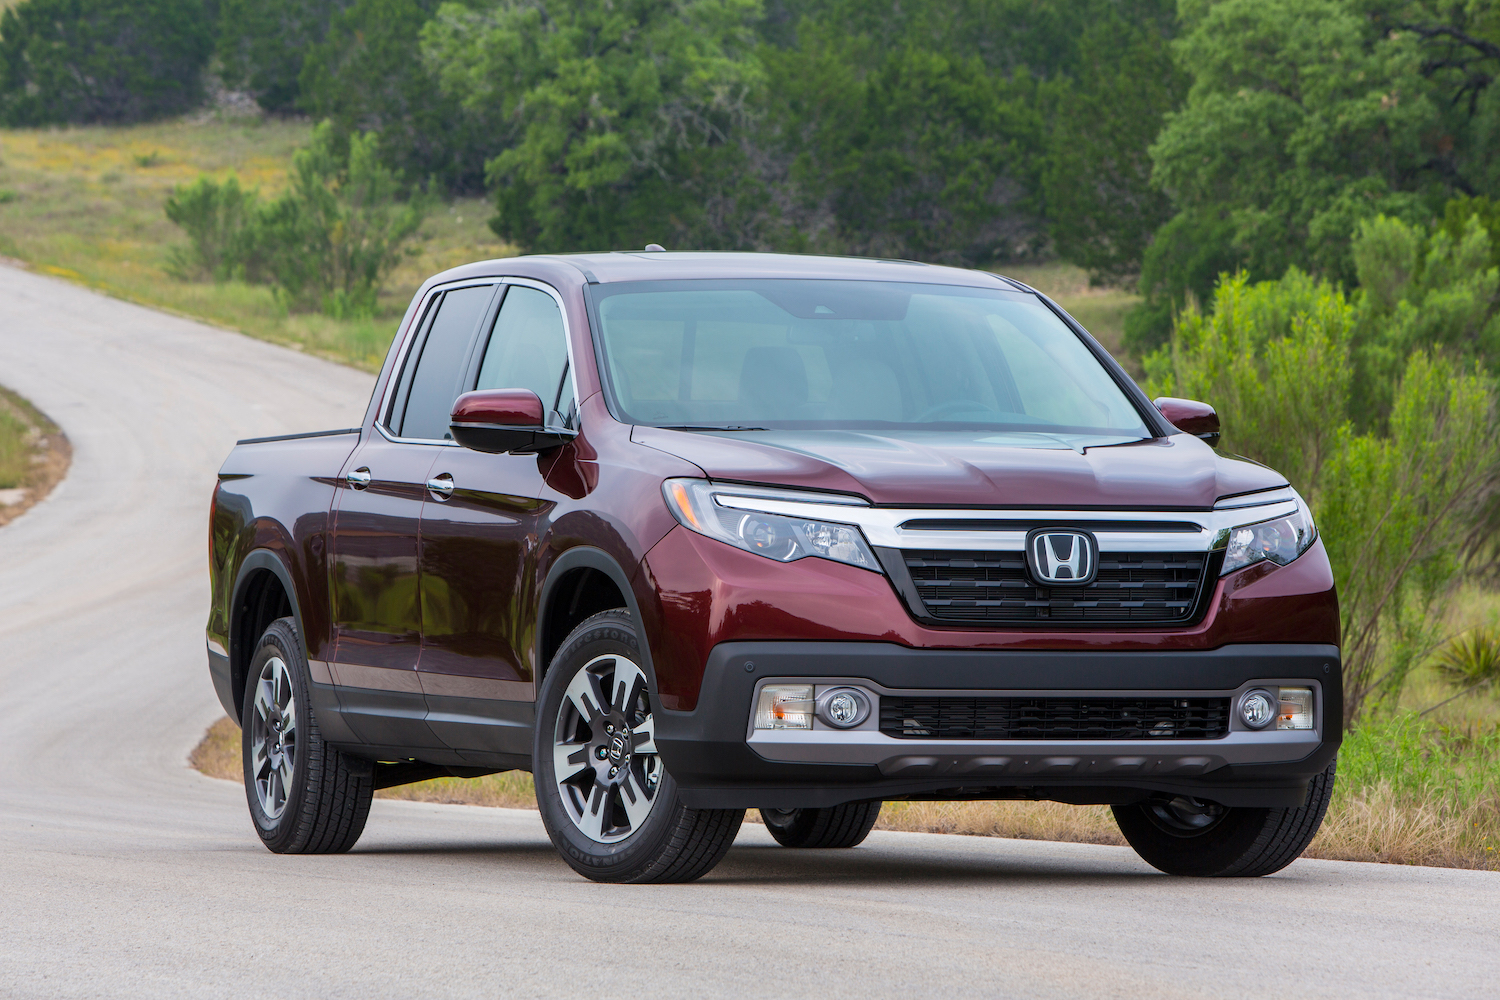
top-left (1112, 759), bottom-right (1336, 877)
top-left (533, 609), bottom-right (744, 883)
top-left (760, 802), bottom-right (881, 848)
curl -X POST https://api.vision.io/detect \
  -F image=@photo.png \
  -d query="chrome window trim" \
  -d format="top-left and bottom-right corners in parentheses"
top-left (709, 490), bottom-right (1299, 552)
top-left (375, 276), bottom-right (582, 447)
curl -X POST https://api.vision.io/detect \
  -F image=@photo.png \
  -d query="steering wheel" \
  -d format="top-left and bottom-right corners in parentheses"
top-left (916, 399), bottom-right (988, 422)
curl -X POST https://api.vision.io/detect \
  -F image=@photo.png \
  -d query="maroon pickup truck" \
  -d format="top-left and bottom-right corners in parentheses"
top-left (207, 251), bottom-right (1339, 883)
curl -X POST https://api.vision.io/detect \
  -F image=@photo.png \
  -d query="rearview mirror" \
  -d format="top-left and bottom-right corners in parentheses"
top-left (1153, 397), bottom-right (1221, 448)
top-left (449, 389), bottom-right (577, 455)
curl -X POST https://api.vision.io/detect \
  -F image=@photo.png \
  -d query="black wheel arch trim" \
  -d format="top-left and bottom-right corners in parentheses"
top-left (536, 545), bottom-right (659, 692)
top-left (227, 548), bottom-right (309, 719)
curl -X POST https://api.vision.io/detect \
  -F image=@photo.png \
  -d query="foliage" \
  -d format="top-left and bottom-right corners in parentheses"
top-left (163, 123), bottom-right (433, 317)
top-left (1147, 270), bottom-right (1500, 722)
top-left (1040, 1), bottom-right (1184, 284)
top-left (216, 0), bottom-right (352, 113)
top-left (1129, 0), bottom-right (1500, 351)
top-left (256, 123), bottom-right (434, 316)
top-left (0, 0), bottom-right (214, 125)
top-left (1432, 627), bottom-right (1500, 690)
top-left (1349, 202), bottom-right (1500, 424)
top-left (760, 33), bottom-right (1044, 264)
top-left (163, 174), bottom-right (262, 281)
top-left (423, 0), bottom-right (763, 253)
top-left (299, 0), bottom-right (501, 194)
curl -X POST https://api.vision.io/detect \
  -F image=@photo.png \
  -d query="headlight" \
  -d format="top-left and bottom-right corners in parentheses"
top-left (662, 479), bottom-right (879, 571)
top-left (1220, 489), bottom-right (1317, 575)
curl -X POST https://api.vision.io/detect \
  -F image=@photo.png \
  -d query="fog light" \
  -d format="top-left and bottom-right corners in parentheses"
top-left (754, 685), bottom-right (813, 730)
top-left (1239, 689), bottom-right (1277, 729)
top-left (817, 687), bottom-right (871, 729)
top-left (1277, 687), bottom-right (1314, 730)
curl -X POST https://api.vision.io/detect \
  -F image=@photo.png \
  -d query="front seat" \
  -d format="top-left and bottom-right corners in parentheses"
top-left (738, 346), bottom-right (808, 416)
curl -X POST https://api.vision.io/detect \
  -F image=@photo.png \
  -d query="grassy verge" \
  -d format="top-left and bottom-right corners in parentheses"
top-left (193, 708), bottom-right (1499, 869)
top-left (0, 384), bottom-right (71, 528)
top-left (0, 116), bottom-right (511, 372)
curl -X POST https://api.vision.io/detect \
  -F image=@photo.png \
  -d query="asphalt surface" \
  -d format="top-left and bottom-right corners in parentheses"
top-left (0, 263), bottom-right (1496, 1000)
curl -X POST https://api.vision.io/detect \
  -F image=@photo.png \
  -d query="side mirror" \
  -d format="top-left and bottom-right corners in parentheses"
top-left (449, 389), bottom-right (578, 455)
top-left (1153, 396), bottom-right (1221, 448)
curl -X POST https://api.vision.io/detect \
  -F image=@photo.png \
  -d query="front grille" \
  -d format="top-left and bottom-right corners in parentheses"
top-left (880, 696), bottom-right (1231, 740)
top-left (902, 549), bottom-right (1210, 625)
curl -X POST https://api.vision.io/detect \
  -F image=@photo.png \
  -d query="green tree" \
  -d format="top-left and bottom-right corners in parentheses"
top-left (217, 0), bottom-right (352, 112)
top-left (300, 0), bottom-right (502, 193)
top-left (1041, 0), bottom-right (1184, 284)
top-left (423, 0), bottom-right (763, 252)
top-left (0, 0), bottom-right (214, 125)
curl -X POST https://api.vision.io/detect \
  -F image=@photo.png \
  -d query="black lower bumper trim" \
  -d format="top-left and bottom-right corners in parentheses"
top-left (657, 641), bottom-right (1342, 810)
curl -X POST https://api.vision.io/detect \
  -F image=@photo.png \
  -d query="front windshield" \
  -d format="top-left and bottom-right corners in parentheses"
top-left (592, 279), bottom-right (1149, 436)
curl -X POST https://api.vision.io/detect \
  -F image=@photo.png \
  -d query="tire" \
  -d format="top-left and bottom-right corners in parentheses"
top-left (760, 802), bottom-right (882, 848)
top-left (1112, 759), bottom-right (1337, 877)
top-left (241, 617), bottom-right (373, 854)
top-left (533, 609), bottom-right (744, 883)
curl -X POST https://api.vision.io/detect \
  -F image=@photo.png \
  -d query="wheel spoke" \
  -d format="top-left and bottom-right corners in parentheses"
top-left (612, 660), bottom-right (646, 715)
top-left (631, 714), bottom-right (657, 756)
top-left (619, 771), bottom-right (653, 831)
top-left (553, 741), bottom-right (591, 782)
top-left (561, 668), bottom-right (603, 728)
top-left (578, 783), bottom-right (608, 841)
top-left (253, 677), bottom-right (276, 726)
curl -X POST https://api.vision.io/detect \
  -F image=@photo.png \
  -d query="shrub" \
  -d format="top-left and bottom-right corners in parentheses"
top-left (255, 122), bottom-right (433, 316)
top-left (216, 0), bottom-right (353, 113)
top-left (0, 0), bottom-right (214, 125)
top-left (163, 174), bottom-right (262, 282)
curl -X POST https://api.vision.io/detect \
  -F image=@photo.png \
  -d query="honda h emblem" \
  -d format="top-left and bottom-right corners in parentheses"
top-left (1026, 529), bottom-right (1098, 586)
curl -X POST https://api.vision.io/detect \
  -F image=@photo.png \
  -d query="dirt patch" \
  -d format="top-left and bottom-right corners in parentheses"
top-left (0, 384), bottom-right (71, 529)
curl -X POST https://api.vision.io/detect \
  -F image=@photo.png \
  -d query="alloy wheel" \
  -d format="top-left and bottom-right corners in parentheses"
top-left (249, 655), bottom-right (298, 820)
top-left (551, 654), bottom-right (663, 844)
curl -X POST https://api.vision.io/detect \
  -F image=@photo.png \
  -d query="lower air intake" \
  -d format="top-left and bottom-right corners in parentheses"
top-left (879, 696), bottom-right (1231, 740)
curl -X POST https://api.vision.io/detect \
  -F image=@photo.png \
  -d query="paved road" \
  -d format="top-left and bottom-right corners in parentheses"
top-left (0, 264), bottom-right (1495, 1000)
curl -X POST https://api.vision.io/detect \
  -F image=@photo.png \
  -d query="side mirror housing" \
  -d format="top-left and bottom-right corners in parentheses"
top-left (1153, 396), bottom-right (1221, 448)
top-left (449, 389), bottom-right (577, 455)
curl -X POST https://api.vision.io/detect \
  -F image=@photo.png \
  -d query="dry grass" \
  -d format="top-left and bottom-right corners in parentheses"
top-left (0, 117), bottom-right (513, 371)
top-left (0, 384), bottom-right (71, 527)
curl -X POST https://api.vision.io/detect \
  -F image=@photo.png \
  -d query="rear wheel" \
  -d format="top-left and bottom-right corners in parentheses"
top-left (760, 802), bottom-right (882, 848)
top-left (241, 617), bottom-right (373, 854)
top-left (533, 609), bottom-right (744, 883)
top-left (1112, 759), bottom-right (1336, 877)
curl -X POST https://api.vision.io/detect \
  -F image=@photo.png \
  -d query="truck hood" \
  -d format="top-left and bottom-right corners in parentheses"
top-left (630, 427), bottom-right (1286, 509)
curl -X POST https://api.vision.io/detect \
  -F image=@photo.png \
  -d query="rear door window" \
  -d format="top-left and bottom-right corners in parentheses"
top-left (394, 284), bottom-right (496, 440)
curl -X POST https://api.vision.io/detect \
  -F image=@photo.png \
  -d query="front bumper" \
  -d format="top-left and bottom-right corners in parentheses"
top-left (655, 642), bottom-right (1341, 810)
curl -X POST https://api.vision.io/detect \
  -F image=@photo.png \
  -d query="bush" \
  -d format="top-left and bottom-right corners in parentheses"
top-left (0, 0), bottom-right (214, 125)
top-left (163, 175), bottom-right (262, 282)
top-left (1147, 271), bottom-right (1500, 723)
top-left (257, 123), bottom-right (433, 316)
top-left (164, 124), bottom-right (432, 316)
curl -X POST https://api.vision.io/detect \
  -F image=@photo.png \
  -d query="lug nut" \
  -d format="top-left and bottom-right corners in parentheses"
top-left (595, 746), bottom-right (608, 759)
top-left (609, 766), bottom-right (618, 777)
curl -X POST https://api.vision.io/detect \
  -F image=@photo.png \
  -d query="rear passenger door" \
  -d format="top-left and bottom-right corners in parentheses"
top-left (418, 281), bottom-right (576, 759)
top-left (327, 281), bottom-right (497, 750)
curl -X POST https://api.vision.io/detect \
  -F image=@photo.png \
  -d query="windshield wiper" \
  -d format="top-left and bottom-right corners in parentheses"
top-left (656, 424), bottom-right (769, 432)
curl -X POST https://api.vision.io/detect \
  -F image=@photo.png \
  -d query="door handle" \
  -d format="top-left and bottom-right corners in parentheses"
top-left (426, 473), bottom-right (455, 501)
top-left (346, 467), bottom-right (372, 490)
